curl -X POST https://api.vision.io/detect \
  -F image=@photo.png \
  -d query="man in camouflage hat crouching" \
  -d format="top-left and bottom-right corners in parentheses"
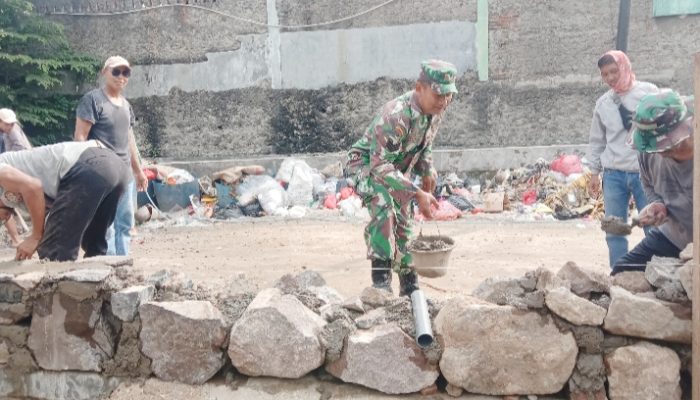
top-left (345, 60), bottom-right (458, 295)
top-left (612, 90), bottom-right (694, 274)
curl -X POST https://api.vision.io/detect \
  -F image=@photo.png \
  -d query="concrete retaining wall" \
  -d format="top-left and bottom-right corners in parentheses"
top-left (29, 0), bottom-right (700, 167)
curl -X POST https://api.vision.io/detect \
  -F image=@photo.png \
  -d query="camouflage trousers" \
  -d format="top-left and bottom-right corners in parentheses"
top-left (357, 178), bottom-right (414, 275)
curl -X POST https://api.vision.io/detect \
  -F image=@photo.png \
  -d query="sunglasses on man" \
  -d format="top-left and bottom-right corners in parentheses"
top-left (111, 67), bottom-right (131, 78)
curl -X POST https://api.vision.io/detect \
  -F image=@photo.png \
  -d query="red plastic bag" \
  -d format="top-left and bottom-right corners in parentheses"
top-left (339, 187), bottom-right (354, 200)
top-left (323, 193), bottom-right (337, 209)
top-left (143, 168), bottom-right (157, 181)
top-left (522, 189), bottom-right (537, 205)
top-left (550, 154), bottom-right (583, 176)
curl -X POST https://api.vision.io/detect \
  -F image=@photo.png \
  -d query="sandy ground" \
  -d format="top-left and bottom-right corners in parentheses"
top-left (124, 210), bottom-right (644, 300)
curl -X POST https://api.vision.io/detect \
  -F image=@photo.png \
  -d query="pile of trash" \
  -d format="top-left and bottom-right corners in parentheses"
top-left (135, 154), bottom-right (605, 224)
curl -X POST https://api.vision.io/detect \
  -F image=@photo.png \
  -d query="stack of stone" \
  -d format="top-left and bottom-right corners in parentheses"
top-left (0, 247), bottom-right (693, 400)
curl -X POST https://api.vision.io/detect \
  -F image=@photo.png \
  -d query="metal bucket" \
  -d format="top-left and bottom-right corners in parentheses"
top-left (409, 235), bottom-right (455, 278)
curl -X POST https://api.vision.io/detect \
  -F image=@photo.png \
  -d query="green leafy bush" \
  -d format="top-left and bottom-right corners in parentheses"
top-left (0, 0), bottom-right (98, 144)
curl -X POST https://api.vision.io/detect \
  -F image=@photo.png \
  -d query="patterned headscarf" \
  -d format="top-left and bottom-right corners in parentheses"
top-left (604, 50), bottom-right (636, 94)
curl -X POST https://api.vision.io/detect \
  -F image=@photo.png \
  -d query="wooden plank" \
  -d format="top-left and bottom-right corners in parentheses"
top-left (693, 51), bottom-right (700, 400)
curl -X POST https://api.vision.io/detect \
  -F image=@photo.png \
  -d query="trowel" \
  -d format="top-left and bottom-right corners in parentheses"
top-left (600, 216), bottom-right (641, 236)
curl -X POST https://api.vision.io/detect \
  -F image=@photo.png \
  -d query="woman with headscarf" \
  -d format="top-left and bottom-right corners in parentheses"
top-left (0, 108), bottom-right (32, 247)
top-left (586, 50), bottom-right (658, 268)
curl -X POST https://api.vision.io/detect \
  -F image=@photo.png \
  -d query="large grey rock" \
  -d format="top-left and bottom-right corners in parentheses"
top-left (604, 286), bottom-right (691, 344)
top-left (535, 268), bottom-right (571, 292)
top-left (228, 288), bottom-right (326, 378)
top-left (545, 287), bottom-right (606, 326)
top-left (56, 267), bottom-right (112, 283)
top-left (360, 286), bottom-right (393, 308)
top-left (355, 307), bottom-right (387, 329)
top-left (655, 281), bottom-right (689, 303)
top-left (25, 371), bottom-right (120, 400)
top-left (55, 267), bottom-right (113, 302)
top-left (612, 271), bottom-right (652, 293)
top-left (275, 271), bottom-right (326, 291)
top-left (28, 292), bottom-right (117, 371)
top-left (308, 285), bottom-right (344, 306)
top-left (605, 341), bottom-right (681, 400)
top-left (569, 353), bottom-right (605, 395)
top-left (0, 368), bottom-right (20, 397)
top-left (0, 302), bottom-right (30, 325)
top-left (472, 275), bottom-right (545, 310)
top-left (472, 277), bottom-right (524, 305)
top-left (556, 262), bottom-right (610, 296)
top-left (0, 341), bottom-right (9, 364)
top-left (146, 269), bottom-right (193, 292)
top-left (0, 324), bottom-right (28, 347)
top-left (435, 296), bottom-right (577, 395)
top-left (678, 260), bottom-right (692, 301)
top-left (342, 296), bottom-right (365, 313)
top-left (0, 282), bottom-right (23, 303)
top-left (111, 285), bottom-right (155, 322)
top-left (645, 256), bottom-right (684, 288)
top-left (326, 324), bottom-right (439, 394)
top-left (139, 301), bottom-right (227, 384)
top-left (0, 278), bottom-right (27, 325)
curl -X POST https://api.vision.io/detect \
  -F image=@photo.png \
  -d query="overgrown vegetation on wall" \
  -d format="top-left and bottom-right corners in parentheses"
top-left (0, 0), bottom-right (98, 144)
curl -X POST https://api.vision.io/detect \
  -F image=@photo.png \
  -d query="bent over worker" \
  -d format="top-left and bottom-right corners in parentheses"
top-left (345, 60), bottom-right (457, 296)
top-left (0, 140), bottom-right (129, 261)
top-left (612, 90), bottom-right (694, 274)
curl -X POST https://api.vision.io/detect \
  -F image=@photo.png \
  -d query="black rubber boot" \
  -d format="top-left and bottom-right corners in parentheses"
top-left (399, 269), bottom-right (419, 297)
top-left (371, 259), bottom-right (393, 293)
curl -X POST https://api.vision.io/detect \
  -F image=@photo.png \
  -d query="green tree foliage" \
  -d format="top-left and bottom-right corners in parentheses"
top-left (0, 0), bottom-right (98, 144)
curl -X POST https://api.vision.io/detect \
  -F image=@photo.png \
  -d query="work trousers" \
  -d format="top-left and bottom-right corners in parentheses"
top-left (106, 179), bottom-right (135, 256)
top-left (612, 228), bottom-right (681, 275)
top-left (602, 169), bottom-right (649, 267)
top-left (37, 148), bottom-right (129, 261)
top-left (359, 178), bottom-right (414, 276)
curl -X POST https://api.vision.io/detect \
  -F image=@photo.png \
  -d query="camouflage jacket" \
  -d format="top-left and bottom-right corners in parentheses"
top-left (347, 90), bottom-right (443, 197)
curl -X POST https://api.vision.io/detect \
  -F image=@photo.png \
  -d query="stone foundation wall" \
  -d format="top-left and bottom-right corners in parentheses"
top-left (0, 252), bottom-right (693, 399)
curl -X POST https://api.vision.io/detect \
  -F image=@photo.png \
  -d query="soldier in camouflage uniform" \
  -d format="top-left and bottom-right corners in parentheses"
top-left (345, 60), bottom-right (458, 296)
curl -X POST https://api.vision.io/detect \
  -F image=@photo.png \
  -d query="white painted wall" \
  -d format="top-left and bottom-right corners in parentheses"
top-left (125, 20), bottom-right (476, 98)
top-left (280, 21), bottom-right (476, 89)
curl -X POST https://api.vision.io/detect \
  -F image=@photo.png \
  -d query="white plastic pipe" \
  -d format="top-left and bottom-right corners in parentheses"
top-left (410, 289), bottom-right (434, 347)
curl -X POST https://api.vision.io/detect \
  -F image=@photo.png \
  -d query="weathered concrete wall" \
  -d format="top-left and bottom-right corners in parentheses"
top-left (31, 0), bottom-right (700, 165)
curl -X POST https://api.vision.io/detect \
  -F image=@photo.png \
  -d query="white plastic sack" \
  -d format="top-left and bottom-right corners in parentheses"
top-left (313, 177), bottom-right (337, 199)
top-left (287, 163), bottom-right (314, 207)
top-left (258, 184), bottom-right (289, 214)
top-left (237, 175), bottom-right (289, 214)
top-left (338, 197), bottom-right (363, 217)
top-left (288, 205), bottom-right (307, 219)
top-left (166, 169), bottom-right (195, 184)
top-left (275, 158), bottom-right (310, 183)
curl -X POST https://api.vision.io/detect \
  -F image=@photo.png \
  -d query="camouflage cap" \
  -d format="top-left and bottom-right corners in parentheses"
top-left (630, 90), bottom-right (694, 153)
top-left (419, 59), bottom-right (458, 95)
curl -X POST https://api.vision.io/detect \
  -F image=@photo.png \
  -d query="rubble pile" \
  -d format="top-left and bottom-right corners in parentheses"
top-left (135, 154), bottom-right (604, 226)
top-left (0, 246), bottom-right (692, 399)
